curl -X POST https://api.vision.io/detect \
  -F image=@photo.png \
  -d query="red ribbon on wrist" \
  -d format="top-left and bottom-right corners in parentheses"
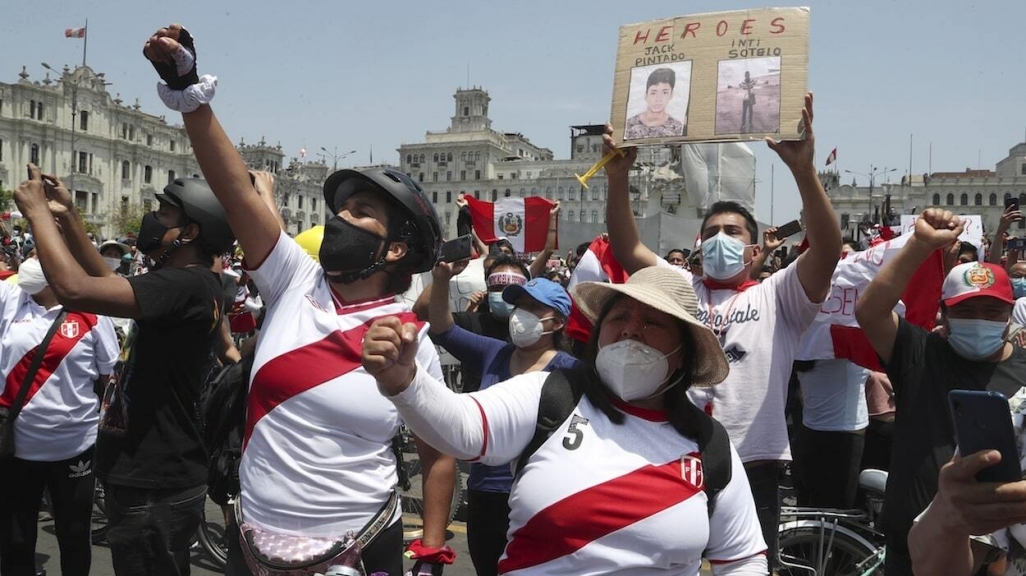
top-left (403, 539), bottom-right (457, 564)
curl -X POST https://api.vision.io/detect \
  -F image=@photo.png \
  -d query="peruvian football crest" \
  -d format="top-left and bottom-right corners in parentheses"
top-left (60, 320), bottom-right (80, 339)
top-left (681, 453), bottom-right (704, 490)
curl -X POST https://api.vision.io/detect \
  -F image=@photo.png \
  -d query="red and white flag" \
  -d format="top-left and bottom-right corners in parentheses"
top-left (797, 233), bottom-right (945, 370)
top-left (565, 235), bottom-right (629, 343)
top-left (465, 196), bottom-right (554, 253)
top-left (825, 147), bottom-right (837, 166)
top-left (65, 27), bottom-right (86, 38)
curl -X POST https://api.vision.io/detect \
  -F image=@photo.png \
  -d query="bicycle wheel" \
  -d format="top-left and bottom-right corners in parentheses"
top-left (196, 496), bottom-right (231, 569)
top-left (400, 455), bottom-right (464, 542)
top-left (778, 524), bottom-right (880, 576)
top-left (91, 482), bottom-right (108, 544)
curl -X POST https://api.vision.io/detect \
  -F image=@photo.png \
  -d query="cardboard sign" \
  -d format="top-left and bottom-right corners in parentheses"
top-left (900, 214), bottom-right (983, 247)
top-left (610, 7), bottom-right (810, 145)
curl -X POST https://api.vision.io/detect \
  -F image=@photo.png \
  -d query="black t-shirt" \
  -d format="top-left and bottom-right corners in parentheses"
top-left (438, 300), bottom-right (510, 393)
top-left (95, 266), bottom-right (224, 489)
top-left (882, 317), bottom-right (1026, 545)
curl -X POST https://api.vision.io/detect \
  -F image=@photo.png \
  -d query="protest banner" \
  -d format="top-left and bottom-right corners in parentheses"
top-left (610, 7), bottom-right (810, 145)
top-left (900, 214), bottom-right (983, 247)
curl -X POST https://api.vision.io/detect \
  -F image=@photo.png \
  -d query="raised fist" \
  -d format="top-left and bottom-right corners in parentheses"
top-left (143, 24), bottom-right (199, 90)
top-left (913, 208), bottom-right (963, 250)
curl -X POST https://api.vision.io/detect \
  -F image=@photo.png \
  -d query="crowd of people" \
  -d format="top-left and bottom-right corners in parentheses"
top-left (4, 21), bottom-right (1026, 576)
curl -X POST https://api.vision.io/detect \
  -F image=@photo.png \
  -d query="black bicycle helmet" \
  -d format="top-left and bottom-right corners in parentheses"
top-left (160, 178), bottom-right (236, 254)
top-left (322, 167), bottom-right (441, 273)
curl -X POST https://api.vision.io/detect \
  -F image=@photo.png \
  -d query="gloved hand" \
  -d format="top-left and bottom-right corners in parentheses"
top-left (143, 24), bottom-right (200, 90)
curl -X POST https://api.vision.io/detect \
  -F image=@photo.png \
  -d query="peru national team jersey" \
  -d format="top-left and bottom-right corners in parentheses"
top-left (397, 370), bottom-right (766, 575)
top-left (658, 260), bottom-right (821, 463)
top-left (0, 282), bottom-right (119, 461)
top-left (241, 231), bottom-right (442, 537)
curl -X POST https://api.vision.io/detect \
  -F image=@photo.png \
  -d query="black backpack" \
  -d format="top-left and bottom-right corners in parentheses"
top-left (200, 355), bottom-right (253, 506)
top-left (514, 368), bottom-right (732, 516)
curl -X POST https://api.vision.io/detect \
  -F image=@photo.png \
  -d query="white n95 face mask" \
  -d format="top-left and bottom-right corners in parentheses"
top-left (508, 308), bottom-right (555, 348)
top-left (17, 258), bottom-right (48, 295)
top-left (596, 340), bottom-right (681, 401)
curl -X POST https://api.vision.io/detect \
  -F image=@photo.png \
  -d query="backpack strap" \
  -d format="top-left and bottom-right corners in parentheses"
top-left (684, 400), bottom-right (732, 516)
top-left (514, 368), bottom-right (587, 476)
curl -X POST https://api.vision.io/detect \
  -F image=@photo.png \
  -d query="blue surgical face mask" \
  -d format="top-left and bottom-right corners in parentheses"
top-left (1012, 278), bottom-right (1026, 299)
top-left (701, 232), bottom-right (749, 281)
top-left (947, 318), bottom-right (1007, 360)
top-left (488, 292), bottom-right (514, 319)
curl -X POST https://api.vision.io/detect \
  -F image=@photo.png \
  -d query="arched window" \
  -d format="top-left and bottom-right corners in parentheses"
top-left (1005, 192), bottom-right (1012, 202)
top-left (30, 143), bottom-right (39, 165)
top-left (568, 210), bottom-right (575, 222)
top-left (579, 211), bottom-right (585, 222)
top-left (121, 160), bottom-right (130, 180)
top-left (1019, 193), bottom-right (1026, 206)
top-left (990, 193), bottom-right (998, 206)
top-left (932, 193), bottom-right (940, 205)
top-left (974, 193), bottom-right (982, 206)
top-left (592, 210), bottom-right (599, 223)
top-left (531, 187), bottom-right (537, 197)
top-left (959, 193), bottom-right (968, 206)
top-left (520, 188), bottom-right (526, 198)
top-left (568, 186), bottom-right (577, 201)
top-left (447, 153), bottom-right (453, 162)
top-left (557, 186), bottom-right (564, 200)
top-left (419, 154), bottom-right (425, 163)
top-left (79, 110), bottom-right (89, 131)
top-left (505, 189), bottom-right (511, 197)
top-left (433, 153), bottom-right (439, 162)
top-left (945, 193), bottom-right (954, 205)
top-left (545, 187), bottom-right (552, 199)
top-left (406, 154), bottom-right (412, 164)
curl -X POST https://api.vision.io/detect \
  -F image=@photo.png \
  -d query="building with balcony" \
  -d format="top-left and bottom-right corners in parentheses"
top-left (397, 87), bottom-right (686, 234)
top-left (824, 142), bottom-right (1026, 243)
top-left (0, 65), bottom-right (324, 238)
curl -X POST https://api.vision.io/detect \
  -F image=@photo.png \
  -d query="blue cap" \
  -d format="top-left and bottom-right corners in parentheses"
top-left (502, 278), bottom-right (572, 318)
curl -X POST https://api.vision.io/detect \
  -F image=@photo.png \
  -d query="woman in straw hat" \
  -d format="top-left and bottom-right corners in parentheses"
top-left (363, 266), bottom-right (767, 575)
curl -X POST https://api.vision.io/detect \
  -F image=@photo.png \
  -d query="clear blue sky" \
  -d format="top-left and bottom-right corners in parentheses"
top-left (3, 0), bottom-right (1024, 226)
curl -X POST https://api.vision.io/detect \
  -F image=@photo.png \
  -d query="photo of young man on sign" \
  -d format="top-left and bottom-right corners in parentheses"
top-left (623, 62), bottom-right (692, 140)
top-left (715, 56), bottom-right (782, 135)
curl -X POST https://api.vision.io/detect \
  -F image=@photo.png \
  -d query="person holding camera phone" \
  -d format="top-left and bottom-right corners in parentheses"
top-left (909, 386), bottom-right (1026, 576)
top-left (855, 208), bottom-right (1026, 575)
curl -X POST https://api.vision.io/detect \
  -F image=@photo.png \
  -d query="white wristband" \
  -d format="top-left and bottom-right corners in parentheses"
top-left (157, 74), bottom-right (218, 113)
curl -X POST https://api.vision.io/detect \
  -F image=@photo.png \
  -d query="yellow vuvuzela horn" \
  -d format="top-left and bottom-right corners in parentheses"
top-left (574, 148), bottom-right (626, 190)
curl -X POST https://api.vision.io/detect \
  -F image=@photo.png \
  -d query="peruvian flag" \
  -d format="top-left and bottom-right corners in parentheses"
top-left (466, 196), bottom-right (554, 253)
top-left (565, 235), bottom-right (629, 343)
top-left (825, 147), bottom-right (837, 166)
top-left (797, 233), bottom-right (945, 371)
top-left (65, 27), bottom-right (86, 38)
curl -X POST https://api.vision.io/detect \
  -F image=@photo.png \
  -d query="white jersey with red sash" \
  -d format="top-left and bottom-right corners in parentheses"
top-left (242, 231), bottom-right (442, 537)
top-left (0, 282), bottom-right (119, 461)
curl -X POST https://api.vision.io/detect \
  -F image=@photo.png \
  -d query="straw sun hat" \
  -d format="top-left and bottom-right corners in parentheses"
top-left (571, 266), bottom-right (729, 388)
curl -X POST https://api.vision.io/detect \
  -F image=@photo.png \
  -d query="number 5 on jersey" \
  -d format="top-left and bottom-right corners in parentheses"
top-left (562, 414), bottom-right (590, 450)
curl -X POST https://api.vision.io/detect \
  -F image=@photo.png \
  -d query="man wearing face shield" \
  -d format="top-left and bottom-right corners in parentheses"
top-left (0, 257), bottom-right (119, 576)
top-left (426, 267), bottom-right (579, 575)
top-left (856, 208), bottom-right (1026, 576)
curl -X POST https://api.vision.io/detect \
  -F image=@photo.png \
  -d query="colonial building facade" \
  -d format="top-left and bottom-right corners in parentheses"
top-left (825, 143), bottom-right (1026, 242)
top-left (397, 87), bottom-right (685, 233)
top-left (0, 65), bottom-right (324, 238)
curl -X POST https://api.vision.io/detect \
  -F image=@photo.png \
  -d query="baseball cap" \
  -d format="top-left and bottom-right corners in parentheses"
top-left (941, 262), bottom-right (1015, 307)
top-left (502, 278), bottom-right (572, 318)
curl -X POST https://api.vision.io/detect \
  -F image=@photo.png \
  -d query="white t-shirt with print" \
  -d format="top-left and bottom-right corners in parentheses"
top-left (241, 231), bottom-right (442, 537)
top-left (393, 370), bottom-right (768, 575)
top-left (0, 282), bottom-right (119, 461)
top-left (658, 260), bottom-right (821, 462)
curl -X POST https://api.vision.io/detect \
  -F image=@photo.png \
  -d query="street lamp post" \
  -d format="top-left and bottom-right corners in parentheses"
top-left (318, 147), bottom-right (356, 171)
top-left (42, 62), bottom-right (77, 192)
top-left (845, 165), bottom-right (897, 224)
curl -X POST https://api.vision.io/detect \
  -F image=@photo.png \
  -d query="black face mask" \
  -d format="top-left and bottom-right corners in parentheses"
top-left (137, 212), bottom-right (172, 253)
top-left (319, 215), bottom-right (389, 283)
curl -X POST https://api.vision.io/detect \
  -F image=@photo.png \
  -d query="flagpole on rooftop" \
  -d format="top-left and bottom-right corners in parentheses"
top-left (82, 19), bottom-right (88, 68)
